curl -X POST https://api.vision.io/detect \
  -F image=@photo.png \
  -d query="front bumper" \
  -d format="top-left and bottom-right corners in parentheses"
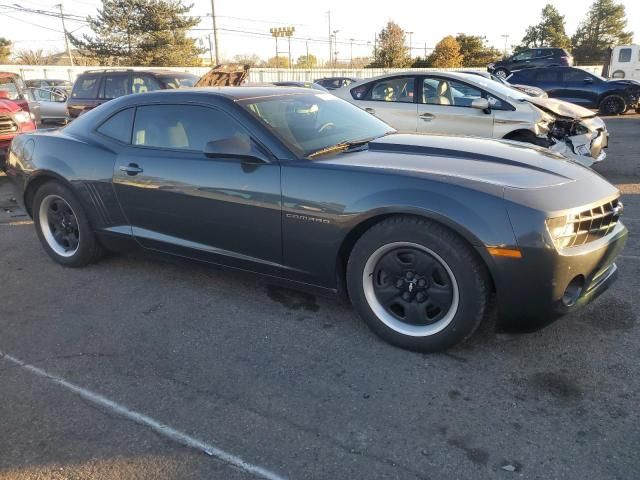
top-left (492, 221), bottom-right (628, 327)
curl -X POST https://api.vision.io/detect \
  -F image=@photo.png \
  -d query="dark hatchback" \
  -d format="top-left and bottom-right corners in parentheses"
top-left (508, 67), bottom-right (640, 115)
top-left (66, 69), bottom-right (199, 118)
top-left (488, 48), bottom-right (573, 79)
top-left (4, 88), bottom-right (627, 352)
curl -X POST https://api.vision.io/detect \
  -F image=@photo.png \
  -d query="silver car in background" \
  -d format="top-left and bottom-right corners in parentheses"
top-left (333, 71), bottom-right (608, 167)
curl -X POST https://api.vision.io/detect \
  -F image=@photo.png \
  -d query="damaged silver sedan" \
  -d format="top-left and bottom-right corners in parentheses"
top-left (334, 71), bottom-right (608, 167)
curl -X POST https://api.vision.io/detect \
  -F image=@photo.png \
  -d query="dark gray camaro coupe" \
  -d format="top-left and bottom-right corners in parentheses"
top-left (4, 87), bottom-right (628, 352)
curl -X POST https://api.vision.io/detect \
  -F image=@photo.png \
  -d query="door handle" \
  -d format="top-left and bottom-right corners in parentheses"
top-left (420, 113), bottom-right (435, 122)
top-left (364, 107), bottom-right (376, 114)
top-left (119, 163), bottom-right (143, 176)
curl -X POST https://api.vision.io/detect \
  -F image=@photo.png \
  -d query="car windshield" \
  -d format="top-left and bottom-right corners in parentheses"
top-left (0, 78), bottom-right (21, 100)
top-left (239, 92), bottom-right (395, 157)
top-left (457, 73), bottom-right (528, 101)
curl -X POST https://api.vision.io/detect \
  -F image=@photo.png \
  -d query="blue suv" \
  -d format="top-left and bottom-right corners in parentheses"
top-left (508, 67), bottom-right (640, 115)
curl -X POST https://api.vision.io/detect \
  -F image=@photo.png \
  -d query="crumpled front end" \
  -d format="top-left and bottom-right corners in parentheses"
top-left (547, 116), bottom-right (608, 167)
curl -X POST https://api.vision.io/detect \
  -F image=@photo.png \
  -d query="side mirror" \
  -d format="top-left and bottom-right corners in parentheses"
top-left (204, 136), bottom-right (268, 163)
top-left (55, 93), bottom-right (68, 103)
top-left (471, 98), bottom-right (491, 113)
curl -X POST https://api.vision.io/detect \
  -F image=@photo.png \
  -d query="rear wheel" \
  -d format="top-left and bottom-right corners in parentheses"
top-left (33, 181), bottom-right (104, 267)
top-left (599, 94), bottom-right (627, 115)
top-left (347, 216), bottom-right (489, 352)
top-left (493, 68), bottom-right (509, 79)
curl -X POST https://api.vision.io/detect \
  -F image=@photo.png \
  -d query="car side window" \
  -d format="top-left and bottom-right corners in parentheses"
top-left (422, 78), bottom-right (482, 107)
top-left (132, 104), bottom-right (252, 153)
top-left (101, 75), bottom-right (130, 99)
top-left (368, 77), bottom-right (415, 103)
top-left (131, 75), bottom-right (162, 94)
top-left (618, 48), bottom-right (632, 63)
top-left (97, 108), bottom-right (135, 143)
top-left (535, 70), bottom-right (559, 82)
top-left (32, 89), bottom-right (54, 102)
top-left (513, 50), bottom-right (533, 61)
top-left (72, 75), bottom-right (100, 99)
top-left (561, 70), bottom-right (591, 82)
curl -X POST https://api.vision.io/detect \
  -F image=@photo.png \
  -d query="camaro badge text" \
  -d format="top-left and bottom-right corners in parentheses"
top-left (286, 213), bottom-right (330, 224)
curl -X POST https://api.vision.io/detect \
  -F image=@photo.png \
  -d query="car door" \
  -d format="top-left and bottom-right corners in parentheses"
top-left (530, 69), bottom-right (561, 97)
top-left (532, 49), bottom-right (553, 68)
top-left (349, 76), bottom-right (418, 132)
top-left (556, 69), bottom-right (601, 106)
top-left (417, 76), bottom-right (494, 137)
top-left (108, 103), bottom-right (283, 274)
top-left (31, 88), bottom-right (67, 122)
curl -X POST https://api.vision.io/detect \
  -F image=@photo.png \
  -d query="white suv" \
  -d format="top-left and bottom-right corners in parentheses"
top-left (333, 71), bottom-right (608, 167)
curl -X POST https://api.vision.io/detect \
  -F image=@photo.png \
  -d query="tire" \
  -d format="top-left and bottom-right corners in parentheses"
top-left (33, 181), bottom-right (104, 267)
top-left (493, 68), bottom-right (509, 79)
top-left (347, 216), bottom-right (489, 352)
top-left (505, 130), bottom-right (551, 148)
top-left (599, 94), bottom-right (627, 115)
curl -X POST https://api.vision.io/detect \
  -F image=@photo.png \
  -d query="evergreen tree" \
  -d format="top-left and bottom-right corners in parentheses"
top-left (519, 4), bottom-right (571, 50)
top-left (71, 0), bottom-right (202, 66)
top-left (455, 34), bottom-right (502, 67)
top-left (375, 22), bottom-right (410, 68)
top-left (571, 0), bottom-right (633, 64)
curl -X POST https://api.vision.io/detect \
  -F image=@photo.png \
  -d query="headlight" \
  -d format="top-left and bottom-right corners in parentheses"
top-left (13, 111), bottom-right (31, 124)
top-left (546, 214), bottom-right (578, 248)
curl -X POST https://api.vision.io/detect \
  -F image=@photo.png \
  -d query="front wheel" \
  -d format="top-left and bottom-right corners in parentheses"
top-left (33, 181), bottom-right (104, 267)
top-left (493, 68), bottom-right (509, 79)
top-left (599, 94), bottom-right (627, 115)
top-left (347, 216), bottom-right (490, 352)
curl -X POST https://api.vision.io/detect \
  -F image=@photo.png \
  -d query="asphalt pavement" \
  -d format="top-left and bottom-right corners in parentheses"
top-left (0, 118), bottom-right (639, 480)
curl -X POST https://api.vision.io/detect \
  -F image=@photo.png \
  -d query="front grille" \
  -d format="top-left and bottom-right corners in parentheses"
top-left (0, 115), bottom-right (18, 135)
top-left (561, 198), bottom-right (622, 247)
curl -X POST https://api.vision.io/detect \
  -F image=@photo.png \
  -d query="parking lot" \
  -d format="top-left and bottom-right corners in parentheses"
top-left (0, 117), bottom-right (639, 480)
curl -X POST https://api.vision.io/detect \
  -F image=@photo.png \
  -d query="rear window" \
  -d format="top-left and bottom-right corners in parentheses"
top-left (618, 48), bottom-right (632, 63)
top-left (158, 75), bottom-right (199, 89)
top-left (72, 75), bottom-right (100, 99)
top-left (97, 108), bottom-right (135, 143)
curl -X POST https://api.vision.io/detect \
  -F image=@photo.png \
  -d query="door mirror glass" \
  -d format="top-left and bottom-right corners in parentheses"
top-left (204, 137), bottom-right (268, 163)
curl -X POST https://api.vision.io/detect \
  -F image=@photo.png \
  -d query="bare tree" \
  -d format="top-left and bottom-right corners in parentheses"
top-left (15, 49), bottom-right (47, 65)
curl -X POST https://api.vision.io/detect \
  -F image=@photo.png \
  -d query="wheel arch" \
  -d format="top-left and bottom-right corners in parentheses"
top-left (597, 90), bottom-right (629, 106)
top-left (335, 209), bottom-right (497, 300)
top-left (23, 170), bottom-right (74, 218)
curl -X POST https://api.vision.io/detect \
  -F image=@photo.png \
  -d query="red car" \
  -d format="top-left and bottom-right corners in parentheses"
top-left (0, 92), bottom-right (36, 167)
top-left (0, 72), bottom-right (41, 125)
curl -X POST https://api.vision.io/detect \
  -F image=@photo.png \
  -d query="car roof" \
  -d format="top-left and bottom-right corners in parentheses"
top-left (115, 86), bottom-right (326, 102)
top-left (0, 72), bottom-right (19, 79)
top-left (77, 69), bottom-right (198, 77)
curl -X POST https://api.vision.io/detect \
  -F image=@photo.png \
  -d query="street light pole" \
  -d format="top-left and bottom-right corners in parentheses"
top-left (349, 38), bottom-right (354, 68)
top-left (327, 10), bottom-right (332, 67)
top-left (407, 31), bottom-right (413, 60)
top-left (210, 0), bottom-right (220, 64)
top-left (501, 34), bottom-right (509, 58)
top-left (333, 30), bottom-right (339, 66)
top-left (306, 39), bottom-right (310, 68)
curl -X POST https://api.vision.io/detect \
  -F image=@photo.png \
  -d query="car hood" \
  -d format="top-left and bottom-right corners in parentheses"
top-left (524, 96), bottom-right (596, 119)
top-left (322, 133), bottom-right (612, 192)
top-left (0, 98), bottom-right (21, 113)
top-left (607, 79), bottom-right (640, 88)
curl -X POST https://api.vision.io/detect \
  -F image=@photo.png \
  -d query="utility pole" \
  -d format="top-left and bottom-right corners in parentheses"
top-left (327, 10), bottom-right (331, 67)
top-left (349, 38), bottom-right (354, 68)
top-left (210, 0), bottom-right (220, 65)
top-left (208, 35), bottom-right (214, 65)
top-left (373, 34), bottom-right (377, 64)
top-left (306, 39), bottom-right (310, 68)
top-left (56, 3), bottom-right (74, 67)
top-left (407, 31), bottom-right (413, 60)
top-left (332, 30), bottom-right (339, 67)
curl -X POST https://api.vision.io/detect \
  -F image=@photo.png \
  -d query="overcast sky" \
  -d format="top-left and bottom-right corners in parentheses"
top-left (3, 0), bottom-right (640, 63)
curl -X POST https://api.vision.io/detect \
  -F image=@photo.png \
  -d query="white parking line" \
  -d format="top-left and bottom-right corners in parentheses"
top-left (0, 351), bottom-right (286, 480)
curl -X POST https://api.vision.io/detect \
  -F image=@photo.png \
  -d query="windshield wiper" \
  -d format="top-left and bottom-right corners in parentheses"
top-left (307, 132), bottom-right (394, 159)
